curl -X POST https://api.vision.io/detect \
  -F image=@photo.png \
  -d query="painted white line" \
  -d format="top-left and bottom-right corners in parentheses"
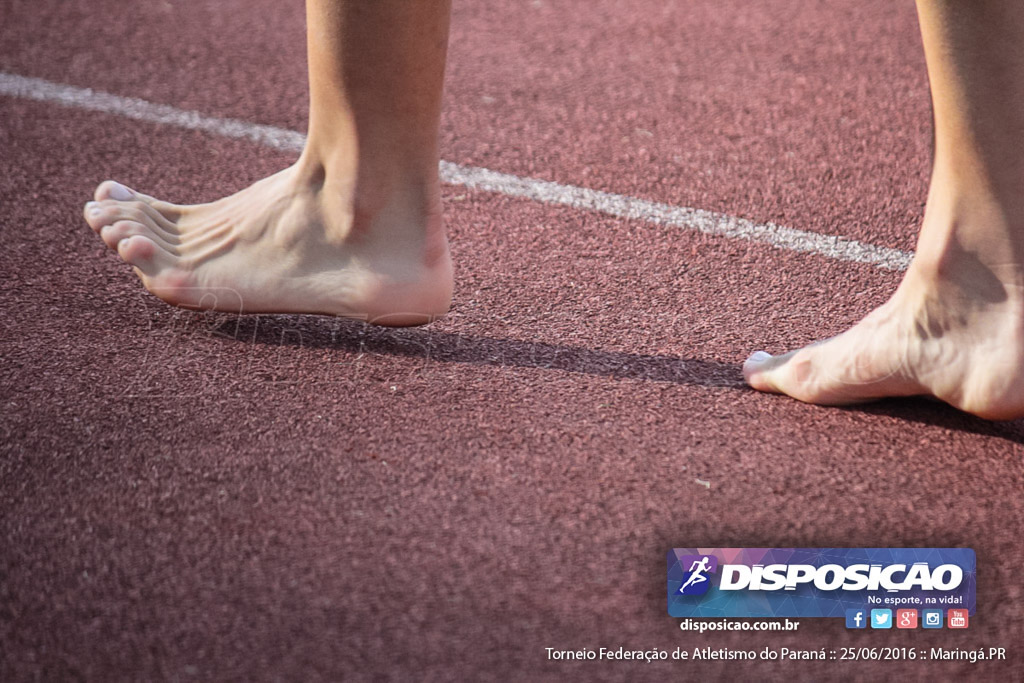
top-left (1, 71), bottom-right (913, 271)
top-left (440, 163), bottom-right (912, 271)
top-left (0, 72), bottom-right (307, 153)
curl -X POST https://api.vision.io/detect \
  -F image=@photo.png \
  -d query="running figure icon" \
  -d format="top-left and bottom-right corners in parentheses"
top-left (678, 556), bottom-right (712, 593)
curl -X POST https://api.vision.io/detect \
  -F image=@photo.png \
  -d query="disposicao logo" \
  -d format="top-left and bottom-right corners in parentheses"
top-left (676, 555), bottom-right (718, 596)
top-left (667, 548), bottom-right (975, 619)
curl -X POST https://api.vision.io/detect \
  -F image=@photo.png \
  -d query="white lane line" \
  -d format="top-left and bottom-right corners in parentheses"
top-left (1, 71), bottom-right (913, 271)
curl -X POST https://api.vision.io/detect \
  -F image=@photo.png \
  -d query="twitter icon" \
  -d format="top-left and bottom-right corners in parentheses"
top-left (870, 609), bottom-right (893, 629)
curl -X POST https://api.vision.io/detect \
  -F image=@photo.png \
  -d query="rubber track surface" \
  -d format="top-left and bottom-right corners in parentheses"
top-left (2, 1), bottom-right (1022, 679)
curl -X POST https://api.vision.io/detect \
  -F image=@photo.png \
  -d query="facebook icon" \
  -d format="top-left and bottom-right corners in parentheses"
top-left (845, 609), bottom-right (867, 629)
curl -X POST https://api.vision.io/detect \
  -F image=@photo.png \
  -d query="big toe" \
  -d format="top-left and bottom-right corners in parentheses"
top-left (743, 338), bottom-right (919, 406)
top-left (743, 348), bottom-right (822, 399)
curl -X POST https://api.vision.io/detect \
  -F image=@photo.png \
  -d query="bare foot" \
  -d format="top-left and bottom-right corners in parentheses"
top-left (743, 0), bottom-right (1024, 421)
top-left (744, 219), bottom-right (1024, 420)
top-left (82, 160), bottom-right (453, 326)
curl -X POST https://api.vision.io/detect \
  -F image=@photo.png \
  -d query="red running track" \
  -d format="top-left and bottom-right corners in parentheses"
top-left (1, 0), bottom-right (1022, 680)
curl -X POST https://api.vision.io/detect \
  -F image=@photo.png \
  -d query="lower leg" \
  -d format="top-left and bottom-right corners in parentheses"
top-left (744, 0), bottom-right (1024, 419)
top-left (83, 0), bottom-right (453, 326)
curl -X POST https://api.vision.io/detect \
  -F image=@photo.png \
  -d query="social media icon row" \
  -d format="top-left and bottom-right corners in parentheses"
top-left (845, 608), bottom-right (969, 629)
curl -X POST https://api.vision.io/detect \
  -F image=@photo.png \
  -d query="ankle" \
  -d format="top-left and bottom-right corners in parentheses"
top-left (289, 148), bottom-right (446, 261)
top-left (909, 177), bottom-right (1024, 288)
top-left (297, 133), bottom-right (440, 214)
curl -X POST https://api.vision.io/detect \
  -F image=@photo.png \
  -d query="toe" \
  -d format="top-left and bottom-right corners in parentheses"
top-left (743, 350), bottom-right (779, 391)
top-left (94, 181), bottom-right (183, 221)
top-left (743, 344), bottom-right (855, 404)
top-left (121, 200), bottom-right (181, 236)
top-left (743, 350), bottom-right (796, 396)
top-left (744, 335), bottom-right (921, 406)
top-left (99, 220), bottom-right (178, 254)
top-left (117, 235), bottom-right (177, 278)
top-left (90, 198), bottom-right (180, 242)
top-left (94, 180), bottom-right (136, 202)
top-left (84, 201), bottom-right (110, 233)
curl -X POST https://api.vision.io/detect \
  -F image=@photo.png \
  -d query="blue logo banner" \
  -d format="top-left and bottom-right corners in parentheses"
top-left (667, 548), bottom-right (975, 618)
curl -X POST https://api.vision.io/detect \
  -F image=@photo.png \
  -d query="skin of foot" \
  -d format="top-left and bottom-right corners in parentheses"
top-left (82, 160), bottom-right (453, 326)
top-left (743, 211), bottom-right (1024, 421)
top-left (84, 0), bottom-right (454, 327)
top-left (745, 0), bottom-right (1024, 420)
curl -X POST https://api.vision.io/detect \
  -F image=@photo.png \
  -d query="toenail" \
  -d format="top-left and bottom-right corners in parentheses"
top-left (108, 182), bottom-right (134, 201)
top-left (747, 351), bottom-right (772, 364)
top-left (87, 202), bottom-right (102, 218)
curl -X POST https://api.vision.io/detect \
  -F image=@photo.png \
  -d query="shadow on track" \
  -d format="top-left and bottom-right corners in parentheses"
top-left (845, 399), bottom-right (1024, 446)
top-left (197, 314), bottom-right (745, 389)
top-left (186, 313), bottom-right (1024, 441)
